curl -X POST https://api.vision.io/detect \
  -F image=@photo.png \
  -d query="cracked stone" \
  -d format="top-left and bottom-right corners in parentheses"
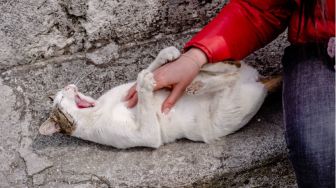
top-left (0, 78), bottom-right (28, 187)
top-left (19, 149), bottom-right (53, 176)
top-left (39, 182), bottom-right (92, 188)
top-left (61, 0), bottom-right (88, 17)
top-left (19, 134), bottom-right (53, 176)
top-left (33, 173), bottom-right (46, 186)
top-left (2, 51), bottom-right (295, 187)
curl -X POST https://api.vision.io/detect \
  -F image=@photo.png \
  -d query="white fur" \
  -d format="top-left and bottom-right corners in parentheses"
top-left (53, 47), bottom-right (267, 149)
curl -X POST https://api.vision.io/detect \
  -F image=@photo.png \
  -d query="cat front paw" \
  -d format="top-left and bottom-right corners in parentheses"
top-left (137, 70), bottom-right (156, 92)
top-left (158, 46), bottom-right (181, 63)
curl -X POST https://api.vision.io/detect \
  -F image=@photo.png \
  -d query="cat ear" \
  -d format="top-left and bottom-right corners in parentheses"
top-left (39, 118), bottom-right (60, 135)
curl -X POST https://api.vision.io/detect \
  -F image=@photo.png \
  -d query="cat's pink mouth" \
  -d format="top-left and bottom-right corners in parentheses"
top-left (75, 94), bottom-right (95, 109)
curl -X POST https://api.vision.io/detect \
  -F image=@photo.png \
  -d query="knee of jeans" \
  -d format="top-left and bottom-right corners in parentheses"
top-left (285, 122), bottom-right (334, 162)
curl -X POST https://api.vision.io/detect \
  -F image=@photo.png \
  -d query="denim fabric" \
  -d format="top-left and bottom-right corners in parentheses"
top-left (282, 44), bottom-right (335, 188)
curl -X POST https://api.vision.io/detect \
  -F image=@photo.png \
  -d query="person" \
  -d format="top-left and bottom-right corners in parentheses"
top-left (125, 0), bottom-right (335, 187)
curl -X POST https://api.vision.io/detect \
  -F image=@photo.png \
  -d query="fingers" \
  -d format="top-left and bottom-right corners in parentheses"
top-left (124, 84), bottom-right (138, 108)
top-left (127, 93), bottom-right (138, 108)
top-left (162, 84), bottom-right (185, 114)
top-left (124, 84), bottom-right (136, 101)
top-left (153, 72), bottom-right (170, 91)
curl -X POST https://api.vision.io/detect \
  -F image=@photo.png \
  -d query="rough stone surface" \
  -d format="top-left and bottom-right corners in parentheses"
top-left (0, 78), bottom-right (28, 187)
top-left (0, 0), bottom-right (287, 73)
top-left (0, 0), bottom-right (228, 69)
top-left (1, 58), bottom-right (296, 187)
top-left (0, 0), bottom-right (295, 187)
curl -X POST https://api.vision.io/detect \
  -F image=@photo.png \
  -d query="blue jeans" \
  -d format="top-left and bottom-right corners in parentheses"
top-left (282, 44), bottom-right (335, 188)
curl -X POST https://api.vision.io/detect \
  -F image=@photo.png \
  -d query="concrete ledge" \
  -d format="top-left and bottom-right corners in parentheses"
top-left (1, 58), bottom-right (297, 186)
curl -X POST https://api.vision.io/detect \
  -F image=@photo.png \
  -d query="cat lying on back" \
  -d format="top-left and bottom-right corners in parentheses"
top-left (40, 46), bottom-right (278, 149)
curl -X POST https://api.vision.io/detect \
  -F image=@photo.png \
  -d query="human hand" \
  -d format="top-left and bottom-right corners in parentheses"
top-left (125, 48), bottom-right (208, 114)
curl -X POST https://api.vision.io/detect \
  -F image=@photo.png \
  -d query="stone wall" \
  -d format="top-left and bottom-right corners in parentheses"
top-left (0, 0), bottom-right (288, 72)
top-left (0, 0), bottom-right (225, 68)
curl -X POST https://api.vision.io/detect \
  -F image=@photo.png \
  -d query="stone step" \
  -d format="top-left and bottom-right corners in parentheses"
top-left (1, 58), bottom-right (297, 187)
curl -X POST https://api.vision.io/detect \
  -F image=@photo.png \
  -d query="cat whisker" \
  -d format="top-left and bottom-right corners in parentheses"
top-left (72, 69), bottom-right (96, 86)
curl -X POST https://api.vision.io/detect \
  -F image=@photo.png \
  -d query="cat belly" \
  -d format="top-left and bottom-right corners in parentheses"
top-left (153, 90), bottom-right (212, 143)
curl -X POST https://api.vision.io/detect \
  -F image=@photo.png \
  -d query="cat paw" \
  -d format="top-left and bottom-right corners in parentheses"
top-left (137, 70), bottom-right (156, 92)
top-left (158, 46), bottom-right (181, 63)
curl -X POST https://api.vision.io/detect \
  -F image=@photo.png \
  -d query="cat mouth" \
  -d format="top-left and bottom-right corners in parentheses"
top-left (75, 94), bottom-right (95, 109)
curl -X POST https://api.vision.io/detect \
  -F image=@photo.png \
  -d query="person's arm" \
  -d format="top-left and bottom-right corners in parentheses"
top-left (126, 0), bottom-right (292, 112)
top-left (185, 0), bottom-right (292, 62)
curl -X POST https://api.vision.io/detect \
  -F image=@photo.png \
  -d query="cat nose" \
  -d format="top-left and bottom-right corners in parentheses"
top-left (64, 84), bottom-right (78, 92)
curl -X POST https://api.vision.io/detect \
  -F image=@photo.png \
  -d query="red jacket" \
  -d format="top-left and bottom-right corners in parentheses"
top-left (184, 0), bottom-right (335, 62)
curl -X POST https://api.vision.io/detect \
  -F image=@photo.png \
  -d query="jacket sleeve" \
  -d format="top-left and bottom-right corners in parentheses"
top-left (184, 0), bottom-right (292, 62)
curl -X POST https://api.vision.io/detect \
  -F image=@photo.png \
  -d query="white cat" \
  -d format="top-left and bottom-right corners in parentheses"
top-left (39, 46), bottom-right (276, 149)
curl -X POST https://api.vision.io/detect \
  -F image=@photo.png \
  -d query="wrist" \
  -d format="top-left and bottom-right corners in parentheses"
top-left (184, 48), bottom-right (208, 67)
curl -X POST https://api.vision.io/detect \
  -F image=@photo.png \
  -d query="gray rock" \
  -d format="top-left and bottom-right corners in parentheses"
top-left (0, 0), bottom-right (287, 72)
top-left (1, 56), bottom-right (296, 187)
top-left (33, 173), bottom-right (46, 186)
top-left (86, 42), bottom-right (119, 65)
top-left (19, 146), bottom-right (53, 176)
top-left (0, 78), bottom-right (28, 187)
top-left (0, 0), bottom-right (85, 69)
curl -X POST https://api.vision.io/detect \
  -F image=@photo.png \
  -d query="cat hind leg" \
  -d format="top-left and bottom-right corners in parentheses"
top-left (137, 70), bottom-right (156, 93)
top-left (135, 70), bottom-right (162, 148)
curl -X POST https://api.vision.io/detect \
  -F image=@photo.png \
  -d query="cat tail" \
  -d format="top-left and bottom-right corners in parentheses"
top-left (259, 75), bottom-right (283, 93)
